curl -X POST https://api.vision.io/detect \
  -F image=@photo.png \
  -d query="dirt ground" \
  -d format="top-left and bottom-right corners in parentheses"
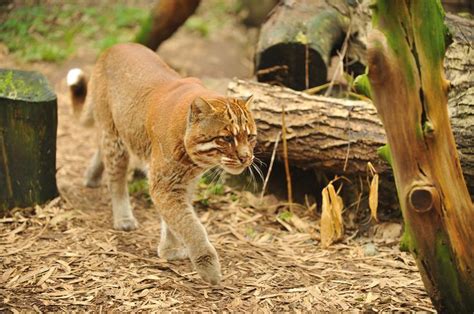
top-left (0, 3), bottom-right (434, 312)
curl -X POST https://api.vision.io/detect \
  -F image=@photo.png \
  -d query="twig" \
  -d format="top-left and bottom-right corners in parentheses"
top-left (256, 65), bottom-right (289, 76)
top-left (342, 105), bottom-right (354, 172)
top-left (304, 82), bottom-right (331, 95)
top-left (281, 104), bottom-right (293, 211)
top-left (324, 20), bottom-right (352, 97)
top-left (305, 43), bottom-right (309, 90)
top-left (260, 131), bottom-right (281, 199)
top-left (348, 91), bottom-right (371, 102)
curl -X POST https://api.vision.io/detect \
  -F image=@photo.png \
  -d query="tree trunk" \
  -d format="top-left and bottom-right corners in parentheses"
top-left (367, 1), bottom-right (473, 312)
top-left (227, 79), bottom-right (474, 194)
top-left (255, 0), bottom-right (368, 91)
top-left (0, 69), bottom-right (58, 215)
top-left (135, 0), bottom-right (201, 51)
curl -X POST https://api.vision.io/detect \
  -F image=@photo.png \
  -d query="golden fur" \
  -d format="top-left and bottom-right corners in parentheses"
top-left (67, 43), bottom-right (257, 284)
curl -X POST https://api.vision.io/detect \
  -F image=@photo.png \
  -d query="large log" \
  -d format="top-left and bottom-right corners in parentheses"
top-left (444, 13), bottom-right (474, 194)
top-left (227, 79), bottom-right (473, 194)
top-left (255, 0), bottom-right (369, 91)
top-left (230, 12), bottom-right (474, 194)
top-left (367, 0), bottom-right (473, 311)
top-left (0, 69), bottom-right (58, 215)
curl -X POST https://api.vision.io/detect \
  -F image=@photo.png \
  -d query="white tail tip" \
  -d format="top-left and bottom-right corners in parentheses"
top-left (67, 68), bottom-right (85, 86)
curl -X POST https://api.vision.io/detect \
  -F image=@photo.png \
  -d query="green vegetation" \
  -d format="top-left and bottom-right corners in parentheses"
top-left (0, 4), bottom-right (147, 62)
top-left (184, 0), bottom-right (242, 37)
top-left (277, 210), bottom-right (293, 222)
top-left (0, 69), bottom-right (55, 101)
top-left (128, 178), bottom-right (151, 204)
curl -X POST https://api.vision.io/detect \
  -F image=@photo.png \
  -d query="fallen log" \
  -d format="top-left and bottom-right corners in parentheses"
top-left (231, 12), bottom-right (474, 194)
top-left (255, 0), bottom-right (369, 90)
top-left (227, 79), bottom-right (473, 194)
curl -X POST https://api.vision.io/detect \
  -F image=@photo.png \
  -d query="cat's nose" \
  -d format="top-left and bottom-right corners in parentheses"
top-left (238, 154), bottom-right (252, 165)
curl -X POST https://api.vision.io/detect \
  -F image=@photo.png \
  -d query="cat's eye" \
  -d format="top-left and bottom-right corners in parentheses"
top-left (248, 134), bottom-right (257, 142)
top-left (221, 135), bottom-right (234, 143)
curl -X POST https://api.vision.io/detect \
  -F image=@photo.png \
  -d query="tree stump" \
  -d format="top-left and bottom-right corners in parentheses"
top-left (0, 69), bottom-right (58, 215)
top-left (367, 1), bottom-right (474, 311)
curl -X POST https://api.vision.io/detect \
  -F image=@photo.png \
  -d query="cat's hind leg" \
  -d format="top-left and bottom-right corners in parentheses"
top-left (102, 132), bottom-right (138, 231)
top-left (158, 219), bottom-right (188, 260)
top-left (84, 147), bottom-right (104, 188)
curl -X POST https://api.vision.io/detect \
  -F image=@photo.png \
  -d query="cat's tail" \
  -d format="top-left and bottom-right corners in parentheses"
top-left (67, 68), bottom-right (94, 127)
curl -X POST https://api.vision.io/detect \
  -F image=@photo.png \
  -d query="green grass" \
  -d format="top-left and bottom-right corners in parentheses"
top-left (0, 4), bottom-right (148, 62)
top-left (128, 177), bottom-right (151, 204)
top-left (184, 0), bottom-right (242, 37)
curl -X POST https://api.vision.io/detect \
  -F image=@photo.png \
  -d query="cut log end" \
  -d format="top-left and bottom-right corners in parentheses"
top-left (257, 43), bottom-right (327, 91)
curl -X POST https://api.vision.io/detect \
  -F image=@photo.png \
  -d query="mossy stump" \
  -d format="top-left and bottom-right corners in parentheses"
top-left (0, 69), bottom-right (58, 215)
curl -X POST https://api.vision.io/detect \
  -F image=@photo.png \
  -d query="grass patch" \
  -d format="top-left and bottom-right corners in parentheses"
top-left (128, 178), bottom-right (151, 204)
top-left (0, 3), bottom-right (148, 62)
top-left (184, 0), bottom-right (242, 37)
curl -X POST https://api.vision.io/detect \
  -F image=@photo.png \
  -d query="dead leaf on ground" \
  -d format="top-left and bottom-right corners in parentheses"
top-left (368, 162), bottom-right (379, 223)
top-left (320, 182), bottom-right (344, 248)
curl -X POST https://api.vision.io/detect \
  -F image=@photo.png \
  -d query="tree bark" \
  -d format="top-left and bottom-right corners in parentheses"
top-left (0, 69), bottom-right (58, 215)
top-left (444, 13), bottom-right (474, 196)
top-left (135, 0), bottom-right (201, 51)
top-left (227, 79), bottom-right (474, 193)
top-left (367, 1), bottom-right (473, 312)
top-left (255, 0), bottom-right (368, 91)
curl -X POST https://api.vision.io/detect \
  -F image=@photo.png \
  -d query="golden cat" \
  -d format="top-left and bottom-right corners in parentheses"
top-left (67, 43), bottom-right (257, 284)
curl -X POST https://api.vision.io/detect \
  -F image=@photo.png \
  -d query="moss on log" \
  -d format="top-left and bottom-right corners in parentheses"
top-left (0, 69), bottom-right (58, 214)
top-left (367, 1), bottom-right (474, 311)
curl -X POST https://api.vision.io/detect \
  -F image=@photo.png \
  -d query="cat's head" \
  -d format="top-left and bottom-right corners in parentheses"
top-left (185, 95), bottom-right (257, 175)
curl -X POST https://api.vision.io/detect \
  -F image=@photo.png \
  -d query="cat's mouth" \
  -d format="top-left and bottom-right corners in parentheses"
top-left (220, 157), bottom-right (252, 175)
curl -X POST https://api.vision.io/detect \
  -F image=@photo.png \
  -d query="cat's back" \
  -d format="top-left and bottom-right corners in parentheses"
top-left (94, 43), bottom-right (182, 160)
top-left (100, 43), bottom-right (179, 87)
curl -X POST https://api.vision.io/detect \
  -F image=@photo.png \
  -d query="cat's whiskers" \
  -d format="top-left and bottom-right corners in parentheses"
top-left (251, 162), bottom-right (265, 182)
top-left (253, 156), bottom-right (267, 167)
top-left (247, 165), bottom-right (259, 192)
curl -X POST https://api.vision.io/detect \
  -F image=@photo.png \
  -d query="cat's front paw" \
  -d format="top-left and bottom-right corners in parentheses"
top-left (193, 251), bottom-right (222, 285)
top-left (113, 216), bottom-right (139, 231)
top-left (158, 246), bottom-right (188, 261)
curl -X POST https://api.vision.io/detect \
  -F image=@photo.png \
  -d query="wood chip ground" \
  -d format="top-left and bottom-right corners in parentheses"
top-left (0, 83), bottom-right (434, 311)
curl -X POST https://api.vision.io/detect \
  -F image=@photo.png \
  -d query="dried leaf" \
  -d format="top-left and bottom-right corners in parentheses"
top-left (369, 173), bottom-right (379, 222)
top-left (321, 182), bottom-right (344, 248)
top-left (289, 212), bottom-right (309, 233)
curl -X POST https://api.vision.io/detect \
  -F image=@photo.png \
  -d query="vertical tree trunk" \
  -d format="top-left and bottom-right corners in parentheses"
top-left (0, 69), bottom-right (58, 214)
top-left (367, 1), bottom-right (473, 312)
top-left (135, 0), bottom-right (201, 51)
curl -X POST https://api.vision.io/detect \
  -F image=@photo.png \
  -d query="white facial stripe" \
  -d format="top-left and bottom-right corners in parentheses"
top-left (221, 157), bottom-right (234, 162)
top-left (232, 125), bottom-right (239, 135)
top-left (195, 141), bottom-right (220, 152)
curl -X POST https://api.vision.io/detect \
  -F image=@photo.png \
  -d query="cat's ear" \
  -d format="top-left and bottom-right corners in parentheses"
top-left (243, 95), bottom-right (254, 109)
top-left (189, 97), bottom-right (216, 122)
